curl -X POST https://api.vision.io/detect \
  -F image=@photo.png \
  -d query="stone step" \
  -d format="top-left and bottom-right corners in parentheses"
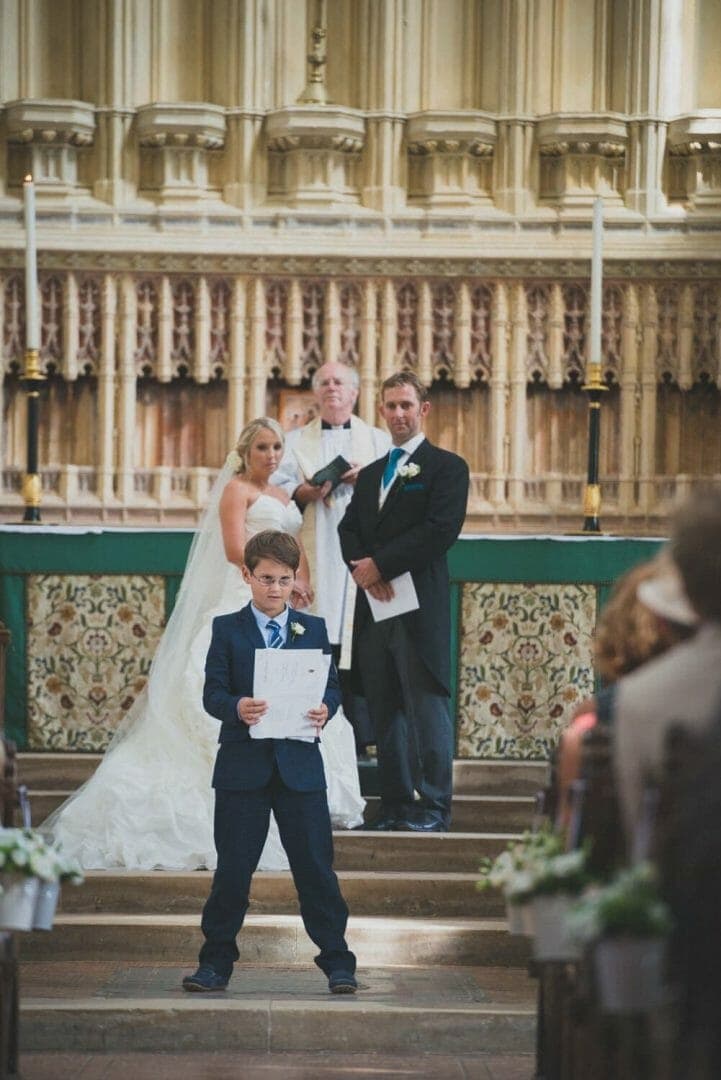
top-left (333, 831), bottom-right (516, 872)
top-left (28, 791), bottom-right (68, 826)
top-left (453, 760), bottom-right (548, 796)
top-left (60, 869), bottom-right (504, 918)
top-left (19, 961), bottom-right (536, 1055)
top-left (26, 827), bottom-right (514, 874)
top-left (18, 752), bottom-right (548, 798)
top-left (18, 753), bottom-right (102, 789)
top-left (363, 794), bottom-right (535, 833)
top-left (31, 790), bottom-right (535, 833)
top-left (20, 913), bottom-right (530, 967)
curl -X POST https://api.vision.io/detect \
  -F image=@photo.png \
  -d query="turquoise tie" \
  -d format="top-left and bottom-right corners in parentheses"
top-left (266, 619), bottom-right (283, 648)
top-left (382, 447), bottom-right (404, 487)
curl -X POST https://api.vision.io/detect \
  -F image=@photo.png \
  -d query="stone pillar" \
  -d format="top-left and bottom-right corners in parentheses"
top-left (624, 0), bottom-right (673, 217)
top-left (618, 284), bottom-right (639, 514)
top-left (285, 279), bottom-right (303, 386)
top-left (223, 0), bottom-right (270, 209)
top-left (677, 284), bottom-right (694, 390)
top-left (157, 276), bottom-right (172, 383)
top-left (117, 275), bottom-right (137, 511)
top-left (359, 279), bottom-right (377, 423)
top-left (99, 274), bottom-right (117, 507)
top-left (489, 282), bottom-right (509, 508)
top-left (508, 283), bottom-right (528, 508)
top-left (639, 284), bottom-right (658, 514)
top-left (362, 0), bottom-right (406, 212)
top-left (93, 0), bottom-right (136, 204)
top-left (227, 277), bottom-right (247, 446)
top-left (454, 282), bottom-right (471, 389)
top-left (417, 280), bottom-right (433, 386)
top-left (247, 277), bottom-right (267, 418)
top-left (380, 279), bottom-right (397, 381)
top-left (547, 284), bottom-right (564, 390)
top-left (493, 1), bottom-right (533, 216)
top-left (325, 278), bottom-right (341, 364)
top-left (63, 272), bottom-right (79, 382)
top-left (195, 276), bottom-right (210, 385)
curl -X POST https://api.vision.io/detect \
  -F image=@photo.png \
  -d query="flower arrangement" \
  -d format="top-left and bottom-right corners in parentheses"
top-left (478, 827), bottom-right (589, 902)
top-left (0, 829), bottom-right (83, 887)
top-left (568, 862), bottom-right (672, 944)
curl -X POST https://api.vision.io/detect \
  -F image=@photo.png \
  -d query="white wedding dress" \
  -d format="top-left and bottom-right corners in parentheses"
top-left (44, 476), bottom-right (365, 872)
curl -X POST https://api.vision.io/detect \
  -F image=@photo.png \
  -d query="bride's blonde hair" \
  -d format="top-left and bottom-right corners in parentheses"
top-left (234, 417), bottom-right (285, 474)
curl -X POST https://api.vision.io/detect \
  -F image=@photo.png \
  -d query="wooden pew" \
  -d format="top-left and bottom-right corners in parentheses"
top-left (0, 621), bottom-right (21, 1078)
top-left (654, 720), bottom-right (721, 1080)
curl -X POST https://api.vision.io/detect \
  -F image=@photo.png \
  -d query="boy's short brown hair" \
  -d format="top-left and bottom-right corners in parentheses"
top-left (244, 530), bottom-right (300, 573)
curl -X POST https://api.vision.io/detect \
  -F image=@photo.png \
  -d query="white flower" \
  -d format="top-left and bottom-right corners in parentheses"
top-left (398, 463), bottom-right (421, 480)
top-left (290, 622), bottom-right (305, 637)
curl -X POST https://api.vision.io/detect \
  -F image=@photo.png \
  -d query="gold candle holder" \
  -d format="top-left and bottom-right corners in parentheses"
top-left (21, 347), bottom-right (45, 523)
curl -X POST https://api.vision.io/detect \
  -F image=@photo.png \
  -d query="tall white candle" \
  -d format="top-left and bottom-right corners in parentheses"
top-left (590, 196), bottom-right (603, 366)
top-left (23, 174), bottom-right (39, 351)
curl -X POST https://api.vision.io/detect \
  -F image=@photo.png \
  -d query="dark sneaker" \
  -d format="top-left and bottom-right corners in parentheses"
top-left (182, 965), bottom-right (228, 992)
top-left (328, 969), bottom-right (358, 994)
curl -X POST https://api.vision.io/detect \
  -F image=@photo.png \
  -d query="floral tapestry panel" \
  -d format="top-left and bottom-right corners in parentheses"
top-left (27, 575), bottom-right (166, 751)
top-left (458, 583), bottom-right (596, 760)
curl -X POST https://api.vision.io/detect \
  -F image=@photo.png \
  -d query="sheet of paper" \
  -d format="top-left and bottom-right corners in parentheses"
top-left (250, 648), bottom-right (331, 741)
top-left (366, 571), bottom-right (420, 622)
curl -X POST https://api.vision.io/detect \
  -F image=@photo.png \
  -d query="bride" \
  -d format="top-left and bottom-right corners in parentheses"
top-left (44, 417), bottom-right (365, 871)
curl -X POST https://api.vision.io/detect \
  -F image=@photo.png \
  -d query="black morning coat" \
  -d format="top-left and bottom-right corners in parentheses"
top-left (337, 437), bottom-right (470, 696)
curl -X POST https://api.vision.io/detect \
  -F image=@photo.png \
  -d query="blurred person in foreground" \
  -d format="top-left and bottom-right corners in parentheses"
top-left (613, 487), bottom-right (721, 849)
top-left (556, 553), bottom-right (698, 828)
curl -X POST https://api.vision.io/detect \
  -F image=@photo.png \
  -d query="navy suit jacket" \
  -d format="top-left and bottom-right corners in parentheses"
top-left (203, 604), bottom-right (341, 793)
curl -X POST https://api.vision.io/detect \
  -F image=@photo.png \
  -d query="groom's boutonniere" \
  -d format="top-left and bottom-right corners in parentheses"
top-left (397, 462), bottom-right (421, 484)
top-left (290, 621), bottom-right (305, 640)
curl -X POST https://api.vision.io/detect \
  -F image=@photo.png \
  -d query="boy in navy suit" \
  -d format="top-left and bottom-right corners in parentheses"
top-left (182, 530), bottom-right (357, 994)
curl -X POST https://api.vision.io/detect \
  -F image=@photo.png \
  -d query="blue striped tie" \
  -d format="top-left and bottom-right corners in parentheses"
top-left (382, 447), bottom-right (404, 487)
top-left (266, 619), bottom-right (283, 648)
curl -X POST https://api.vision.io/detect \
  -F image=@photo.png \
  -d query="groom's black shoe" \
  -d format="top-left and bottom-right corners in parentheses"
top-left (362, 811), bottom-right (399, 831)
top-left (328, 969), bottom-right (358, 994)
top-left (397, 810), bottom-right (448, 833)
top-left (182, 965), bottom-right (228, 992)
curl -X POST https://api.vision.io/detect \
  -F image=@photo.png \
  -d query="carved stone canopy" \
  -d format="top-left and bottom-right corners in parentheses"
top-left (667, 111), bottom-right (721, 155)
top-left (536, 113), bottom-right (628, 158)
top-left (667, 111), bottom-right (721, 210)
top-left (265, 105), bottom-right (365, 154)
top-left (406, 111), bottom-right (497, 156)
top-left (135, 103), bottom-right (226, 150)
top-left (5, 98), bottom-right (95, 146)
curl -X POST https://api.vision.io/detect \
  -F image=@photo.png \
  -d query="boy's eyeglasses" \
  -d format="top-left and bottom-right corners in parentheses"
top-left (251, 573), bottom-right (295, 589)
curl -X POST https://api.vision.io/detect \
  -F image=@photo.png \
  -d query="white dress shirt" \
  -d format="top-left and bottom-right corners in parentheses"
top-left (379, 433), bottom-right (426, 507)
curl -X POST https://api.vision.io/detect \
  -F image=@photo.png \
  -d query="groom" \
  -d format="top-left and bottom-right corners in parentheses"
top-left (338, 371), bottom-right (469, 833)
top-left (182, 529), bottom-right (357, 994)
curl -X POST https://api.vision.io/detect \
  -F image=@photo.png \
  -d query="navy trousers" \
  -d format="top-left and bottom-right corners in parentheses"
top-left (199, 766), bottom-right (355, 980)
top-left (356, 617), bottom-right (453, 826)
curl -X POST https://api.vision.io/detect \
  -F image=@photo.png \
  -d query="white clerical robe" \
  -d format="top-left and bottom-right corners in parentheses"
top-left (273, 416), bottom-right (390, 665)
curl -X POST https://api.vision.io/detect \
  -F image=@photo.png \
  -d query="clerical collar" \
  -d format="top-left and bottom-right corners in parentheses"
top-left (321, 419), bottom-right (351, 430)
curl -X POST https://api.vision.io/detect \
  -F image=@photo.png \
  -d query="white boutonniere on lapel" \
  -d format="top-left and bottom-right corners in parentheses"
top-left (397, 462), bottom-right (421, 485)
top-left (290, 621), bottom-right (305, 640)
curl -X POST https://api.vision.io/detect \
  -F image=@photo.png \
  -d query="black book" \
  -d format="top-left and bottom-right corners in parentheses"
top-left (310, 455), bottom-right (352, 492)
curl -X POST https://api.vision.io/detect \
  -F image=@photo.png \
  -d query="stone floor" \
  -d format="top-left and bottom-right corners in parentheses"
top-left (20, 959), bottom-right (533, 1005)
top-left (19, 1049), bottom-right (535, 1079)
